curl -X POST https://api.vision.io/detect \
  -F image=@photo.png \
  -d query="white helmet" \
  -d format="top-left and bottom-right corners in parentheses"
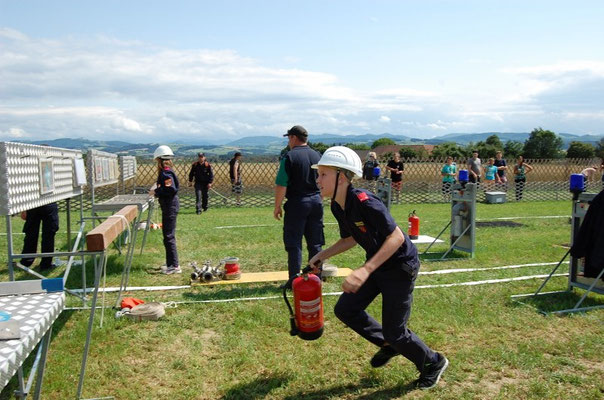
top-left (312, 146), bottom-right (363, 178)
top-left (153, 145), bottom-right (174, 160)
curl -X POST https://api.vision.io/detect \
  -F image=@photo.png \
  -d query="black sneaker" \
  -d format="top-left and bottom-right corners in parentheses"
top-left (370, 345), bottom-right (399, 368)
top-left (196, 210), bottom-right (201, 215)
top-left (415, 353), bottom-right (449, 390)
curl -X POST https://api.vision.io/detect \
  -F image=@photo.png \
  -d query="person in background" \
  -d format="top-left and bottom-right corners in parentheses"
top-left (17, 202), bottom-right (59, 270)
top-left (363, 152), bottom-right (380, 181)
top-left (188, 152), bottom-right (214, 215)
top-left (580, 165), bottom-right (598, 186)
top-left (229, 152), bottom-right (243, 206)
top-left (440, 156), bottom-right (457, 201)
top-left (310, 146), bottom-right (448, 390)
top-left (484, 158), bottom-right (499, 191)
top-left (601, 158), bottom-right (604, 189)
top-left (386, 152), bottom-right (404, 204)
top-left (274, 125), bottom-right (324, 281)
top-left (494, 151), bottom-right (508, 190)
top-left (467, 150), bottom-right (482, 185)
top-left (150, 145), bottom-right (181, 275)
top-left (513, 155), bottom-right (533, 201)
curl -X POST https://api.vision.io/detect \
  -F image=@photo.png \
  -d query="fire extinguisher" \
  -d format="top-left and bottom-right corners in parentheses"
top-left (408, 210), bottom-right (420, 240)
top-left (282, 265), bottom-right (324, 341)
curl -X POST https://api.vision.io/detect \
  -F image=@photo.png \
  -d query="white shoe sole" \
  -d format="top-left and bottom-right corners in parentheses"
top-left (420, 357), bottom-right (449, 390)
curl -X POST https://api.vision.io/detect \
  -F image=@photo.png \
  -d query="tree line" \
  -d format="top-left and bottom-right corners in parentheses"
top-left (307, 128), bottom-right (603, 160)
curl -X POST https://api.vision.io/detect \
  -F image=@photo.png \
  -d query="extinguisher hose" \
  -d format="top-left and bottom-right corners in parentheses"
top-left (283, 277), bottom-right (298, 336)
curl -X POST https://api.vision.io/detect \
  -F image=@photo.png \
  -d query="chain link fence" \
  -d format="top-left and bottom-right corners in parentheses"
top-left (60, 156), bottom-right (603, 211)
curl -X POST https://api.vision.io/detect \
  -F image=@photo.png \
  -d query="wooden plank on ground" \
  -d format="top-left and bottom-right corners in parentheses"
top-left (86, 205), bottom-right (138, 251)
top-left (191, 268), bottom-right (353, 286)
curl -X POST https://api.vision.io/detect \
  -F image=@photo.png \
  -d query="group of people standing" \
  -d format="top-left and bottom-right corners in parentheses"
top-left (464, 150), bottom-right (534, 200)
top-left (361, 152), bottom-right (406, 203)
top-left (362, 149), bottom-right (538, 202)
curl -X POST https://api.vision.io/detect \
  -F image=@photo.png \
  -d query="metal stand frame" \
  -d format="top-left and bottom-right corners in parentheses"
top-left (7, 194), bottom-right (88, 302)
top-left (375, 177), bottom-right (392, 210)
top-left (12, 326), bottom-right (52, 400)
top-left (511, 192), bottom-right (604, 314)
top-left (423, 182), bottom-right (476, 260)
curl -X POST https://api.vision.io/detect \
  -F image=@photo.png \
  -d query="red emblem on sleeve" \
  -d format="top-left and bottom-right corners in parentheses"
top-left (357, 192), bottom-right (369, 202)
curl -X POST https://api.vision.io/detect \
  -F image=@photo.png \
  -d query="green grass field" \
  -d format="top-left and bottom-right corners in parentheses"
top-left (1, 200), bottom-right (603, 399)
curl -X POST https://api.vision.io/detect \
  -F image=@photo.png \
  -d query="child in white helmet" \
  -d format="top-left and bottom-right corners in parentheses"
top-left (150, 145), bottom-right (181, 275)
top-left (309, 146), bottom-right (448, 390)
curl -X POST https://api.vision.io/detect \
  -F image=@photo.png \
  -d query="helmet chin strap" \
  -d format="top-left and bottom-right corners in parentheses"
top-left (332, 169), bottom-right (341, 202)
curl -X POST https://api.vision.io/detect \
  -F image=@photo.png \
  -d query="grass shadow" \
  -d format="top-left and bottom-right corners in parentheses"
top-left (63, 253), bottom-right (127, 289)
top-left (509, 290), bottom-right (604, 314)
top-left (221, 373), bottom-right (292, 400)
top-left (282, 377), bottom-right (417, 400)
top-left (182, 283), bottom-right (283, 301)
top-left (419, 248), bottom-right (471, 262)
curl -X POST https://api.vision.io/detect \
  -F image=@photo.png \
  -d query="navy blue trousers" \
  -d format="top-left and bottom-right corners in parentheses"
top-left (334, 265), bottom-right (438, 372)
top-left (194, 182), bottom-right (209, 212)
top-left (160, 196), bottom-right (179, 267)
top-left (283, 195), bottom-right (324, 278)
top-left (21, 203), bottom-right (59, 268)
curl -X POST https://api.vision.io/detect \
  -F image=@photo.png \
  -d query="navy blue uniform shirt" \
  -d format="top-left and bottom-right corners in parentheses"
top-left (188, 160), bottom-right (214, 184)
top-left (282, 145), bottom-right (321, 199)
top-left (155, 167), bottom-right (179, 198)
top-left (331, 185), bottom-right (419, 272)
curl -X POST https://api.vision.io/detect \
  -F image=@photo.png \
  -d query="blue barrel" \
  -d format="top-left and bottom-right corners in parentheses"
top-left (458, 169), bottom-right (469, 182)
top-left (373, 166), bottom-right (381, 177)
top-left (569, 173), bottom-right (584, 193)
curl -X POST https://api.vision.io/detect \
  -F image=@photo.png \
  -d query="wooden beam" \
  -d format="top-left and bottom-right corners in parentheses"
top-left (86, 205), bottom-right (138, 251)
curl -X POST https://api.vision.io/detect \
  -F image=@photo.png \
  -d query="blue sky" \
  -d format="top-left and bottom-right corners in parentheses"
top-left (1, 0), bottom-right (603, 143)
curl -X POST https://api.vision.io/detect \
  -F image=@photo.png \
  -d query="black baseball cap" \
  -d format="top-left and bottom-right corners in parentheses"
top-left (197, 152), bottom-right (205, 157)
top-left (283, 125), bottom-right (308, 138)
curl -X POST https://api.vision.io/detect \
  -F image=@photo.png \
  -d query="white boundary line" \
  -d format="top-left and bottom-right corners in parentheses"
top-left (171, 273), bottom-right (569, 304)
top-left (420, 261), bottom-right (568, 275)
top-left (65, 273), bottom-right (569, 308)
top-left (1, 216), bottom-right (567, 234)
top-left (478, 215), bottom-right (567, 221)
top-left (211, 216), bottom-right (567, 230)
top-left (69, 261), bottom-right (568, 294)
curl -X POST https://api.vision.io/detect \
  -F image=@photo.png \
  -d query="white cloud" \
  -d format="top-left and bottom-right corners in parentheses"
top-left (0, 30), bottom-right (602, 142)
top-left (1, 127), bottom-right (28, 138)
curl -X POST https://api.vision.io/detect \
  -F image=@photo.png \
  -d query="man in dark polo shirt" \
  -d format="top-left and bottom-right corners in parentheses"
top-left (274, 125), bottom-right (325, 280)
top-left (188, 152), bottom-right (214, 215)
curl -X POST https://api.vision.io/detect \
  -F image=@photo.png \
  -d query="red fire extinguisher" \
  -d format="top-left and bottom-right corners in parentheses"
top-left (408, 210), bottom-right (420, 240)
top-left (283, 265), bottom-right (324, 340)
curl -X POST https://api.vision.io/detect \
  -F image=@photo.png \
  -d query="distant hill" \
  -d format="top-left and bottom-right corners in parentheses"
top-left (227, 136), bottom-right (286, 146)
top-left (310, 133), bottom-right (413, 145)
top-left (428, 132), bottom-right (602, 147)
top-left (10, 131), bottom-right (601, 159)
top-left (225, 133), bottom-right (413, 146)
